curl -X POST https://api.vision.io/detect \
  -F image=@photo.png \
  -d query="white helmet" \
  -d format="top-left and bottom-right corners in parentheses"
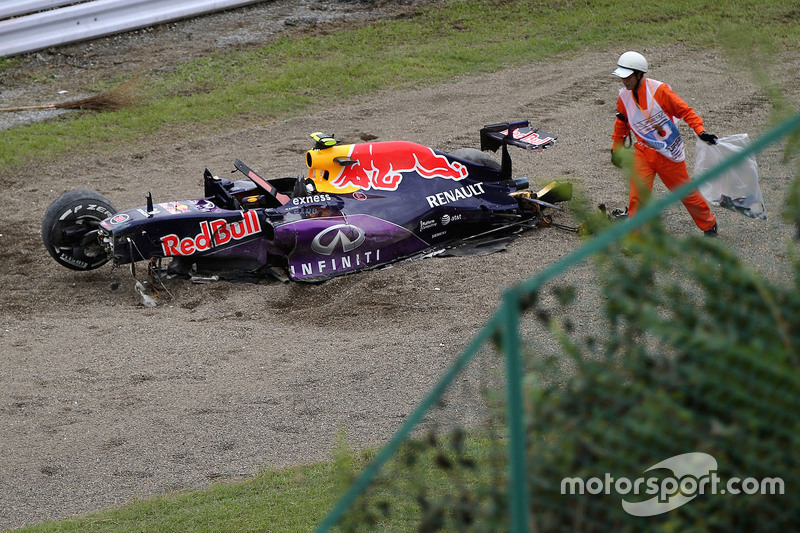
top-left (612, 51), bottom-right (648, 78)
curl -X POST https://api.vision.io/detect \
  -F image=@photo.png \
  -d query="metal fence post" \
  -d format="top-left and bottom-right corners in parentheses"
top-left (503, 290), bottom-right (531, 533)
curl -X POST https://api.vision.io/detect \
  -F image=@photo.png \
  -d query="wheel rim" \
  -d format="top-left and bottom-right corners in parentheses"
top-left (48, 215), bottom-right (109, 268)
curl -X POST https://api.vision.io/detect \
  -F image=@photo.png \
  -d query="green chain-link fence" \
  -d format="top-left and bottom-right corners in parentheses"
top-left (314, 113), bottom-right (800, 532)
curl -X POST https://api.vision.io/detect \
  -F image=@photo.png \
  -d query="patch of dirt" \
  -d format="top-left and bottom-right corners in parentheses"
top-left (1, 2), bottom-right (799, 529)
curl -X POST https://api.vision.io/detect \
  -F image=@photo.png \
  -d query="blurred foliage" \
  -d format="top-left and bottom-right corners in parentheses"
top-left (523, 221), bottom-right (800, 532)
top-left (340, 215), bottom-right (799, 531)
top-left (340, 217), bottom-right (800, 531)
top-left (337, 132), bottom-right (800, 530)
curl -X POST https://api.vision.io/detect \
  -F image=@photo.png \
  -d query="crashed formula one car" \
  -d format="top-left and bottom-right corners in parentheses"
top-left (42, 121), bottom-right (572, 285)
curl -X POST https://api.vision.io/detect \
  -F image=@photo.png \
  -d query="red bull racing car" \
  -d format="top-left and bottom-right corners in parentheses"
top-left (42, 121), bottom-right (572, 285)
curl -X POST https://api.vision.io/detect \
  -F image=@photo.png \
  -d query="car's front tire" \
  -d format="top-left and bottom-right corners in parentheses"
top-left (42, 190), bottom-right (116, 270)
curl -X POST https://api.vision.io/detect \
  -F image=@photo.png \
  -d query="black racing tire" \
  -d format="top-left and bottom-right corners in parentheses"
top-left (42, 189), bottom-right (117, 271)
top-left (451, 148), bottom-right (501, 170)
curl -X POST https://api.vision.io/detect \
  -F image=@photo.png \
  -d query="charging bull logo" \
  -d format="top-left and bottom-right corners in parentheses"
top-left (307, 141), bottom-right (468, 194)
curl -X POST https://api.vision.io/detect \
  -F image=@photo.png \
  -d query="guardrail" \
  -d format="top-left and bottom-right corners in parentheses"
top-left (0, 1), bottom-right (78, 21)
top-left (0, 0), bottom-right (265, 58)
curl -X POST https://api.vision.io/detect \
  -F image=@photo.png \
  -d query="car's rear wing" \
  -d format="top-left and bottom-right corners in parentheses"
top-left (480, 121), bottom-right (556, 180)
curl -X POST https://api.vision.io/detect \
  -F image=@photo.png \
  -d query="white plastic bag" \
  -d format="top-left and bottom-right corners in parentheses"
top-left (694, 134), bottom-right (766, 220)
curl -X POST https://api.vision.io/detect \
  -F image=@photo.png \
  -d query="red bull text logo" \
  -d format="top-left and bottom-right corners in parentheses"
top-left (160, 210), bottom-right (261, 256)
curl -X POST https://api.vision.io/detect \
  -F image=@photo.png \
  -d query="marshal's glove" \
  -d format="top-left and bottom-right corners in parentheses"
top-left (611, 147), bottom-right (634, 169)
top-left (699, 131), bottom-right (718, 145)
top-left (611, 148), bottom-right (624, 168)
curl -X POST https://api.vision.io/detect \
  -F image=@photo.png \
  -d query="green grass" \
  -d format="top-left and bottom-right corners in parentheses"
top-left (12, 433), bottom-right (501, 532)
top-left (4, 0), bottom-right (800, 530)
top-left (15, 460), bottom-right (353, 533)
top-left (1, 0), bottom-right (798, 169)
